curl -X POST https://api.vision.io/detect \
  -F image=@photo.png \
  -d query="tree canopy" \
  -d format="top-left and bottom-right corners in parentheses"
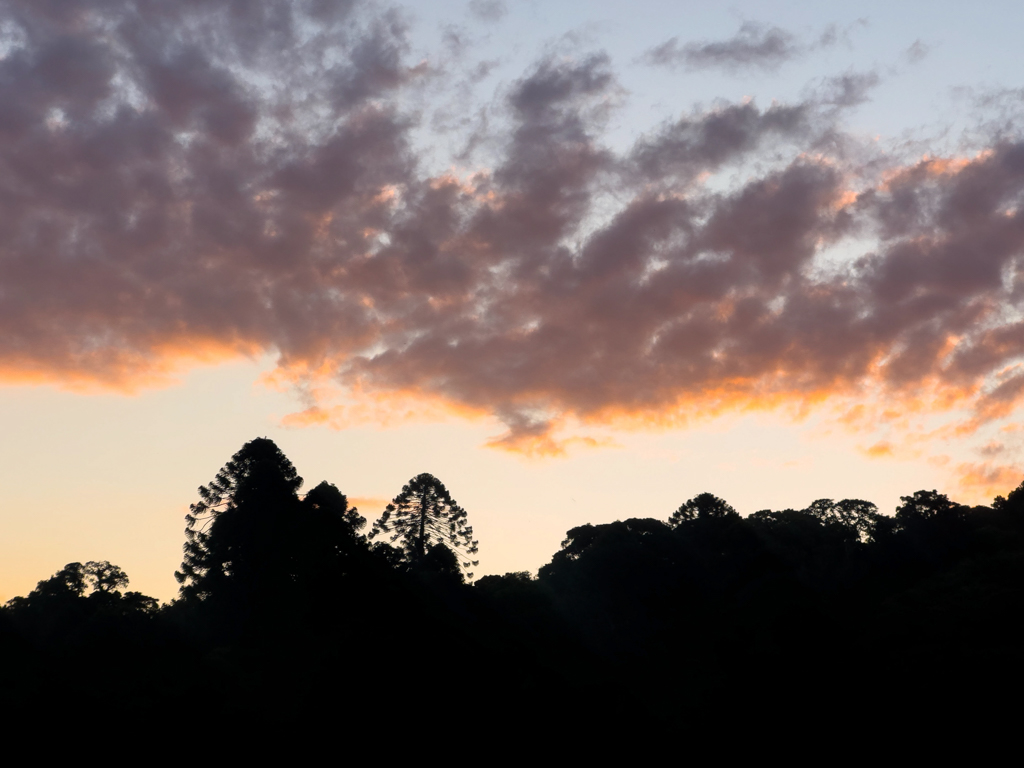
top-left (669, 492), bottom-right (739, 526)
top-left (5, 560), bottom-right (158, 628)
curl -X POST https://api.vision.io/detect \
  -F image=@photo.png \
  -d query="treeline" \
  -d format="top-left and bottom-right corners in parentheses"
top-left (3, 437), bottom-right (1024, 733)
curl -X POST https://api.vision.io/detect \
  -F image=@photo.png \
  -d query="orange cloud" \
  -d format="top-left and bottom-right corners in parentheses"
top-left (485, 428), bottom-right (619, 458)
top-left (955, 461), bottom-right (1022, 503)
top-left (279, 380), bottom-right (491, 432)
top-left (862, 441), bottom-right (894, 458)
top-left (0, 339), bottom-right (258, 394)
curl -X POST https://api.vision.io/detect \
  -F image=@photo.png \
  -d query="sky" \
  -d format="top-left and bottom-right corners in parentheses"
top-left (4, 0), bottom-right (1024, 602)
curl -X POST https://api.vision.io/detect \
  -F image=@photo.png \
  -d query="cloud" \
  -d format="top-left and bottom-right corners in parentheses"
top-left (816, 71), bottom-right (881, 108)
top-left (3, 1), bottom-right (1024, 477)
top-left (905, 40), bottom-right (930, 64)
top-left (863, 441), bottom-right (895, 458)
top-left (979, 440), bottom-right (1005, 457)
top-left (629, 101), bottom-right (813, 182)
top-left (641, 22), bottom-right (805, 74)
top-left (468, 0), bottom-right (507, 23)
top-left (0, 0), bottom-right (414, 387)
top-left (640, 20), bottom-right (866, 75)
top-left (955, 460), bottom-right (1022, 500)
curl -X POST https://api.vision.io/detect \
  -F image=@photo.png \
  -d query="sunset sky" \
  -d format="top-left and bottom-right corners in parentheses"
top-left (4, 0), bottom-right (1024, 603)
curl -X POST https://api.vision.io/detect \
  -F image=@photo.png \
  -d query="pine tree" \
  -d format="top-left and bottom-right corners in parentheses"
top-left (176, 438), bottom-right (305, 601)
top-left (369, 473), bottom-right (479, 580)
top-left (176, 438), bottom-right (370, 605)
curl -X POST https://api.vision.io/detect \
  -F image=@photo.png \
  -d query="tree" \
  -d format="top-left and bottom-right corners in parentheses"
top-left (369, 473), bottom-right (479, 580)
top-left (298, 480), bottom-right (372, 583)
top-left (7, 561), bottom-right (131, 606)
top-left (30, 562), bottom-right (88, 600)
top-left (993, 479), bottom-right (1024, 518)
top-left (894, 490), bottom-right (967, 523)
top-left (6, 561), bottom-right (157, 623)
top-left (175, 437), bottom-right (369, 605)
top-left (176, 437), bottom-right (305, 601)
top-left (303, 480), bottom-right (367, 547)
top-left (891, 489), bottom-right (971, 562)
top-left (84, 561), bottom-right (129, 594)
top-left (669, 492), bottom-right (739, 527)
top-left (804, 498), bottom-right (882, 542)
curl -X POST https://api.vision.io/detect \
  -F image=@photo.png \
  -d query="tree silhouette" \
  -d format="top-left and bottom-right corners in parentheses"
top-left (84, 561), bottom-right (129, 594)
top-left (6, 561), bottom-right (136, 607)
top-left (298, 480), bottom-right (373, 584)
top-left (176, 438), bottom-right (373, 609)
top-left (303, 480), bottom-right (367, 546)
top-left (804, 499), bottom-right (882, 542)
top-left (369, 473), bottom-right (479, 579)
top-left (894, 490), bottom-right (967, 523)
top-left (30, 562), bottom-right (88, 600)
top-left (175, 437), bottom-right (305, 601)
top-left (5, 560), bottom-right (158, 641)
top-left (669, 492), bottom-right (739, 526)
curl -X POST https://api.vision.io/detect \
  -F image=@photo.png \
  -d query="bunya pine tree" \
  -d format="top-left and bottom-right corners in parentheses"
top-left (369, 473), bottom-right (479, 580)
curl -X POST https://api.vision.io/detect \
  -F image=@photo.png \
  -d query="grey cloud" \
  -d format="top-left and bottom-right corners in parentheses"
top-left (329, 10), bottom-right (420, 108)
top-left (4, 2), bottom-right (1024, 452)
top-left (508, 52), bottom-right (615, 120)
top-left (0, 0), bottom-right (415, 384)
top-left (905, 39), bottom-right (930, 64)
top-left (817, 71), bottom-right (881, 108)
top-left (642, 22), bottom-right (802, 73)
top-left (630, 102), bottom-right (813, 183)
top-left (468, 0), bottom-right (506, 23)
top-left (641, 20), bottom-right (862, 75)
top-left (980, 440), bottom-right (1006, 457)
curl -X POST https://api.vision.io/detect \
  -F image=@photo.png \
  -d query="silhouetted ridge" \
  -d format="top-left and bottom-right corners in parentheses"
top-left (4, 445), bottom-right (1024, 736)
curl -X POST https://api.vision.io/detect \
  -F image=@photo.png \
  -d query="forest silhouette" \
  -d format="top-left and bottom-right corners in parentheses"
top-left (4, 437), bottom-right (1024, 734)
